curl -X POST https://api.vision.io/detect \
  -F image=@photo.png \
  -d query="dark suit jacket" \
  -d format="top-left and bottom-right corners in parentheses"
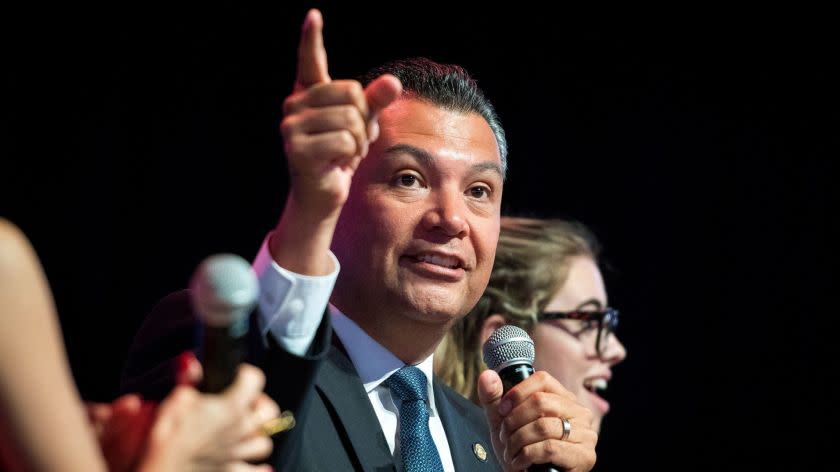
top-left (121, 290), bottom-right (501, 471)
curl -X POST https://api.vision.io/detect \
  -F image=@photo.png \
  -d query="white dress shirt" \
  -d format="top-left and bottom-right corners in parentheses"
top-left (251, 238), bottom-right (456, 472)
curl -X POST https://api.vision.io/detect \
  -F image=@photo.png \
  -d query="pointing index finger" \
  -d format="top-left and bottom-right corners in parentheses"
top-left (295, 9), bottom-right (331, 90)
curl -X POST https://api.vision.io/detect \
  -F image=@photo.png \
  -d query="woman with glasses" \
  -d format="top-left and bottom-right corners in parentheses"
top-left (435, 216), bottom-right (627, 433)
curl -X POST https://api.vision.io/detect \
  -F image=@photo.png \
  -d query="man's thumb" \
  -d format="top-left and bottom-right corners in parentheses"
top-left (477, 369), bottom-right (505, 428)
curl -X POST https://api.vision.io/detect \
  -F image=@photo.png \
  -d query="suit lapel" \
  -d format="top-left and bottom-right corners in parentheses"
top-left (316, 337), bottom-right (396, 471)
top-left (435, 381), bottom-right (498, 471)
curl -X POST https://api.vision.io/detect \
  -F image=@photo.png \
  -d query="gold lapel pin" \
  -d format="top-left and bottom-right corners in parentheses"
top-left (472, 442), bottom-right (487, 462)
top-left (262, 410), bottom-right (296, 436)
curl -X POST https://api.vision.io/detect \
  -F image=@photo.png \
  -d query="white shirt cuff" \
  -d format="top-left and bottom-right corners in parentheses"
top-left (252, 235), bottom-right (339, 356)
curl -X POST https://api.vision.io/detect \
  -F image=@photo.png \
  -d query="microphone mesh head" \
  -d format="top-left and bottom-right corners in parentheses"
top-left (190, 253), bottom-right (259, 326)
top-left (483, 325), bottom-right (535, 372)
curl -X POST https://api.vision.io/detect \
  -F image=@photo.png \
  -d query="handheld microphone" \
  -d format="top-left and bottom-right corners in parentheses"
top-left (190, 253), bottom-right (259, 393)
top-left (483, 325), bottom-right (559, 472)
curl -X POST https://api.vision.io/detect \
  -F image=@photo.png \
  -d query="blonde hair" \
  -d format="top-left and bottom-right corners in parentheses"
top-left (435, 217), bottom-right (599, 403)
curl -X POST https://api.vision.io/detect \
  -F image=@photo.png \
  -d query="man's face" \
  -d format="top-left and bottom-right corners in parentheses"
top-left (332, 98), bottom-right (503, 327)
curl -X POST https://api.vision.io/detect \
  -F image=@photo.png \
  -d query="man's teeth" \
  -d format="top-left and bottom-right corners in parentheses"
top-left (417, 254), bottom-right (459, 268)
top-left (585, 378), bottom-right (608, 392)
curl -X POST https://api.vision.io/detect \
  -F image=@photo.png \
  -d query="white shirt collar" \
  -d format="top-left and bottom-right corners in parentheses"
top-left (330, 305), bottom-right (437, 411)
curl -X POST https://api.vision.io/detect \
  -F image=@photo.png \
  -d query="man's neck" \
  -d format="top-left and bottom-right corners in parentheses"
top-left (331, 302), bottom-right (452, 365)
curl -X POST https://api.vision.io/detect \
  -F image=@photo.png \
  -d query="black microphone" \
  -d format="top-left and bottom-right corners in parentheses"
top-left (190, 253), bottom-right (259, 393)
top-left (483, 325), bottom-right (560, 472)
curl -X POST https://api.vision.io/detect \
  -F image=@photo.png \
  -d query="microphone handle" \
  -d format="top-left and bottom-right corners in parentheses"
top-left (198, 321), bottom-right (247, 393)
top-left (498, 363), bottom-right (561, 472)
top-left (498, 362), bottom-right (534, 392)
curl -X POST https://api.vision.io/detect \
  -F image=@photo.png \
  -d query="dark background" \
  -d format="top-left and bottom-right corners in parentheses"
top-left (3, 4), bottom-right (834, 470)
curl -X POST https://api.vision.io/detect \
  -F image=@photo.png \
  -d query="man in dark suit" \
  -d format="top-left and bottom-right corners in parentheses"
top-left (122, 9), bottom-right (598, 472)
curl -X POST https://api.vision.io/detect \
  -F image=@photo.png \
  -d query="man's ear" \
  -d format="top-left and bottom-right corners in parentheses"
top-left (479, 314), bottom-right (508, 346)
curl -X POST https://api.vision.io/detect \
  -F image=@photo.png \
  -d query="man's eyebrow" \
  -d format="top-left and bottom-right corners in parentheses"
top-left (470, 161), bottom-right (504, 178)
top-left (384, 144), bottom-right (435, 166)
top-left (384, 144), bottom-right (504, 178)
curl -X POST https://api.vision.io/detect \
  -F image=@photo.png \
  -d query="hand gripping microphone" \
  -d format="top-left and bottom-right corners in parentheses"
top-left (483, 325), bottom-right (560, 472)
top-left (190, 253), bottom-right (259, 393)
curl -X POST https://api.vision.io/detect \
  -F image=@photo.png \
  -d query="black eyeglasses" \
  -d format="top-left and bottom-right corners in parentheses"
top-left (537, 308), bottom-right (619, 358)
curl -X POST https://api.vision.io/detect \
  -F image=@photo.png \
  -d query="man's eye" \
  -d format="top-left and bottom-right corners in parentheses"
top-left (397, 175), bottom-right (418, 187)
top-left (469, 186), bottom-right (490, 199)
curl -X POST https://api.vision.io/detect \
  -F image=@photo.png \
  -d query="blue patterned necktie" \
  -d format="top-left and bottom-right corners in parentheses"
top-left (387, 366), bottom-right (445, 472)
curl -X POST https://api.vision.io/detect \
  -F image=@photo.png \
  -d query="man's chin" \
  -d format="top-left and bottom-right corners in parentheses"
top-left (401, 299), bottom-right (471, 325)
top-left (390, 281), bottom-right (477, 322)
